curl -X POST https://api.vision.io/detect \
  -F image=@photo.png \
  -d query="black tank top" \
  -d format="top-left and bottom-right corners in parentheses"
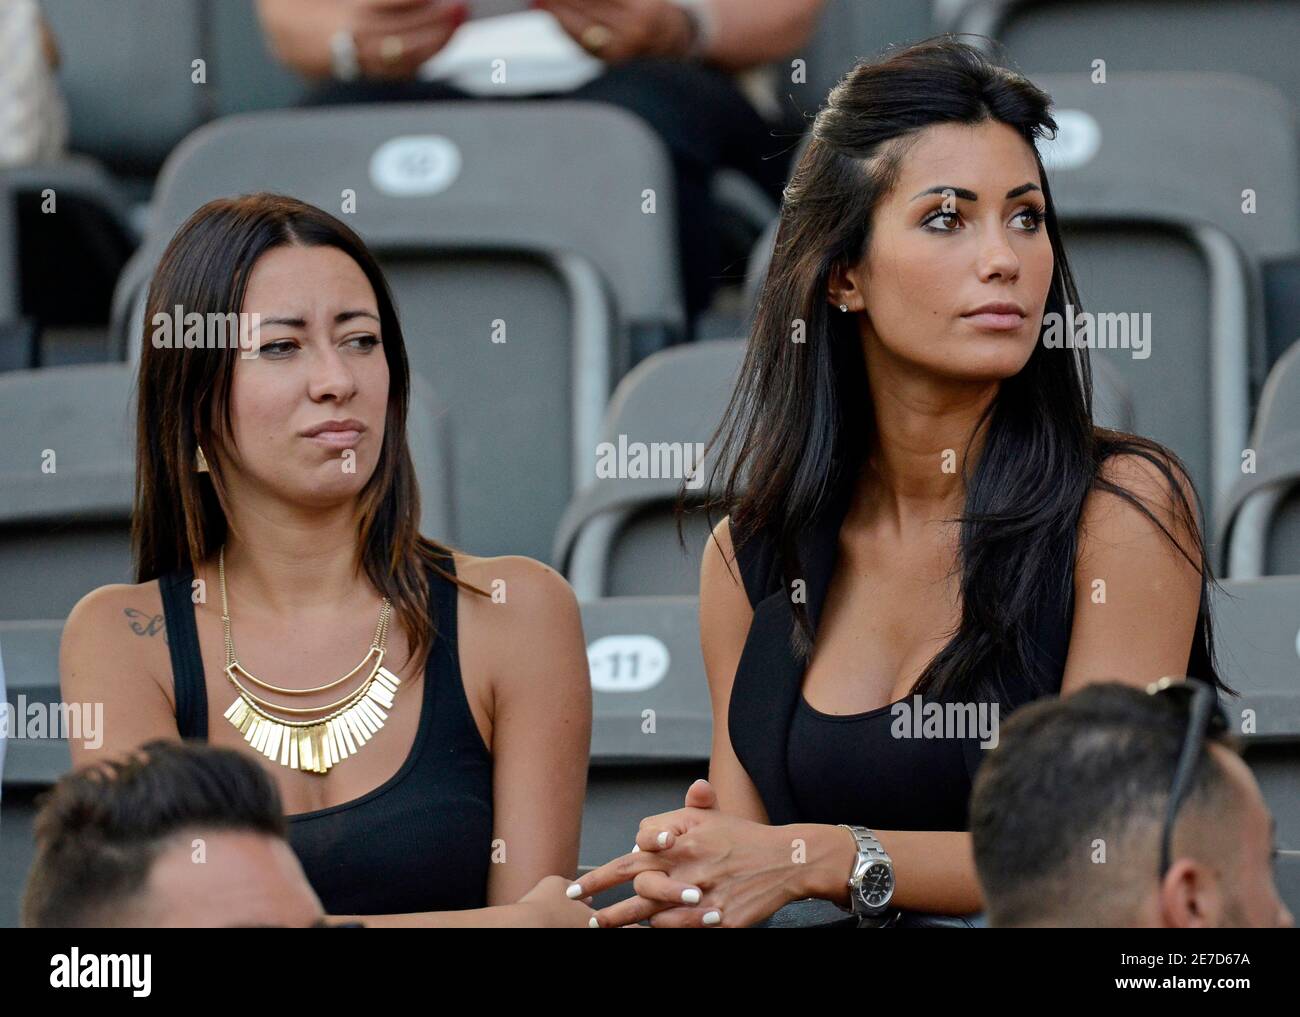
top-left (158, 558), bottom-right (494, 916)
top-left (728, 478), bottom-right (1209, 831)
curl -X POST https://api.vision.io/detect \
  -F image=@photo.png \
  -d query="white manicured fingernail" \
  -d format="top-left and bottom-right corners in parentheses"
top-left (588, 916), bottom-right (599, 928)
top-left (703, 910), bottom-right (721, 925)
top-left (657, 831), bottom-right (669, 847)
top-left (632, 844), bottom-right (640, 852)
top-left (566, 883), bottom-right (583, 899)
top-left (681, 887), bottom-right (701, 904)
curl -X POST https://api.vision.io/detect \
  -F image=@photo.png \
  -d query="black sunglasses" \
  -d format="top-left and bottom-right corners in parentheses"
top-left (1147, 676), bottom-right (1229, 879)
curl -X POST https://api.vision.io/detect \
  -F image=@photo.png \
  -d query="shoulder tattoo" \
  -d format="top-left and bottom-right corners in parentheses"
top-left (124, 608), bottom-right (168, 645)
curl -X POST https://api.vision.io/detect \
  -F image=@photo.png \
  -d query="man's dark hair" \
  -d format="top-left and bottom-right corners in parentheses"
top-left (22, 739), bottom-right (287, 927)
top-left (970, 682), bottom-right (1241, 927)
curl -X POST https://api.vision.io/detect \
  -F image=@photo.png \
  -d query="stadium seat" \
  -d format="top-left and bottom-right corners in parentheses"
top-left (0, 618), bottom-right (67, 786)
top-left (554, 339), bottom-right (744, 599)
top-left (578, 596), bottom-right (711, 871)
top-left (1218, 341), bottom-right (1300, 577)
top-left (0, 155), bottom-right (140, 369)
top-left (208, 0), bottom-right (306, 118)
top-left (0, 622), bottom-right (7, 786)
top-left (0, 363), bottom-right (453, 620)
top-left (802, 0), bottom-right (939, 110)
top-left (106, 101), bottom-right (683, 564)
top-left (935, 0), bottom-right (1300, 147)
top-left (0, 363), bottom-right (135, 620)
top-left (0, 617), bottom-right (65, 929)
top-left (1211, 576), bottom-right (1300, 913)
top-left (40, 0), bottom-right (212, 181)
top-left (1027, 73), bottom-right (1298, 537)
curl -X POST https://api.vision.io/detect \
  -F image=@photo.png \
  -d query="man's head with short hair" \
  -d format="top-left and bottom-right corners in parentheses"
top-left (970, 682), bottom-right (1293, 928)
top-left (22, 739), bottom-right (324, 927)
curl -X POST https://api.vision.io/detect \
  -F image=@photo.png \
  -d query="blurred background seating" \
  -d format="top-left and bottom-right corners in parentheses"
top-left (3, 0), bottom-right (1300, 928)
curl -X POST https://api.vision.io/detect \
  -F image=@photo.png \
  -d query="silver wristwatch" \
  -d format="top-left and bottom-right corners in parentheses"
top-left (838, 825), bottom-right (896, 921)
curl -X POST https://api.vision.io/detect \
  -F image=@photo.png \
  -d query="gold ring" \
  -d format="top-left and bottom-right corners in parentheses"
top-left (579, 23), bottom-right (613, 54)
top-left (380, 34), bottom-right (404, 64)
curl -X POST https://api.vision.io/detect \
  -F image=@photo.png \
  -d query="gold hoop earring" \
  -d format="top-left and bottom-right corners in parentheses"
top-left (195, 445), bottom-right (210, 474)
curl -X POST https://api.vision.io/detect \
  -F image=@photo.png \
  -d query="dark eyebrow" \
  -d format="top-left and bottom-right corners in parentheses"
top-left (335, 310), bottom-right (380, 324)
top-left (258, 310), bottom-right (380, 328)
top-left (910, 183), bottom-right (1041, 202)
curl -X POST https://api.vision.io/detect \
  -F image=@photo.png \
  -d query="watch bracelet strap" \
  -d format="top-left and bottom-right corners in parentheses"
top-left (837, 824), bottom-right (893, 916)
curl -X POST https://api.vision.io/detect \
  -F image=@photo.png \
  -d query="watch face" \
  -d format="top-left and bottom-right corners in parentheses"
top-left (862, 862), bottom-right (894, 908)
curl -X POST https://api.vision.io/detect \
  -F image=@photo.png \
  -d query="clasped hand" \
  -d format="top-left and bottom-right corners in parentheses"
top-left (568, 779), bottom-right (804, 927)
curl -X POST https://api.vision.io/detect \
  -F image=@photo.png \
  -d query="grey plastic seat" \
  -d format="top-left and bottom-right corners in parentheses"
top-left (0, 618), bottom-right (68, 785)
top-left (41, 0), bottom-right (212, 177)
top-left (1211, 576), bottom-right (1300, 913)
top-left (209, 0), bottom-right (306, 118)
top-left (0, 617), bottom-right (71, 930)
top-left (0, 364), bottom-right (135, 620)
top-left (991, 73), bottom-right (1297, 537)
top-left (0, 363), bottom-right (453, 620)
top-left (578, 595), bottom-right (711, 870)
top-left (554, 340), bottom-right (745, 600)
top-left (107, 101), bottom-right (682, 563)
top-left (1218, 341), bottom-right (1300, 577)
top-left (0, 631), bottom-right (7, 787)
top-left (935, 0), bottom-right (1300, 146)
top-left (0, 155), bottom-right (141, 369)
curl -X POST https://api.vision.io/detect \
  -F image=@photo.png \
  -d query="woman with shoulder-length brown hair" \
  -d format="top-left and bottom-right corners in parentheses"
top-left (60, 192), bottom-right (594, 927)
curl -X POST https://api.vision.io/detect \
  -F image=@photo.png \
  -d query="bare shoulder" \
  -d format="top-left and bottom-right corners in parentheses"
top-left (705, 514), bottom-right (737, 565)
top-left (452, 552), bottom-right (584, 673)
top-left (1079, 449), bottom-right (1202, 566)
top-left (60, 580), bottom-right (174, 703)
top-left (700, 514), bottom-right (748, 604)
top-left (63, 581), bottom-right (166, 650)
top-left (1093, 449), bottom-right (1197, 510)
top-left (453, 552), bottom-right (579, 620)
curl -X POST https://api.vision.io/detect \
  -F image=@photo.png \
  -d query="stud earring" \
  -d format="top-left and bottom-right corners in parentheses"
top-left (195, 445), bottom-right (210, 474)
top-left (839, 303), bottom-right (849, 313)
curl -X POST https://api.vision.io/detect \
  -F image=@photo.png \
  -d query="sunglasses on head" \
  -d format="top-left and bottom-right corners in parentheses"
top-left (1146, 676), bottom-right (1229, 879)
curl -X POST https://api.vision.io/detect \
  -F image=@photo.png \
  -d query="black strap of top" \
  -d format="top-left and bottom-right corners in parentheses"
top-left (158, 568), bottom-right (208, 740)
top-left (157, 557), bottom-right (459, 742)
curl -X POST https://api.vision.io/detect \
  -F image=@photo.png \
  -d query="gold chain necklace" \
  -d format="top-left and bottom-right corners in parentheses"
top-left (218, 546), bottom-right (400, 775)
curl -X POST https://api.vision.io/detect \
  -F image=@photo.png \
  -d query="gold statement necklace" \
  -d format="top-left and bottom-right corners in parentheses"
top-left (219, 546), bottom-right (400, 774)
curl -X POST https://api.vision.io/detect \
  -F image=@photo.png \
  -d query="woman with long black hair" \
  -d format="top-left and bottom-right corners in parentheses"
top-left (573, 37), bottom-right (1231, 927)
top-left (60, 193), bottom-right (595, 926)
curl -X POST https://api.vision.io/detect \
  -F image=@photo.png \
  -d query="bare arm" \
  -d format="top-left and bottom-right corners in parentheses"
top-left (256, 0), bottom-right (464, 80)
top-left (61, 577), bottom-right (591, 927)
top-left (702, 519), bottom-right (982, 915)
top-left (705, 0), bottom-right (826, 72)
top-left (328, 875), bottom-right (589, 927)
top-left (794, 454), bottom-right (1205, 918)
top-left (790, 824), bottom-right (982, 914)
top-left (458, 556), bottom-right (592, 906)
top-left (257, 0), bottom-right (347, 77)
top-left (699, 516), bottom-right (770, 822)
top-left (60, 584), bottom-right (182, 768)
top-left (343, 557), bottom-right (593, 925)
top-left (1061, 452), bottom-right (1204, 695)
top-left (537, 0), bottom-right (825, 73)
